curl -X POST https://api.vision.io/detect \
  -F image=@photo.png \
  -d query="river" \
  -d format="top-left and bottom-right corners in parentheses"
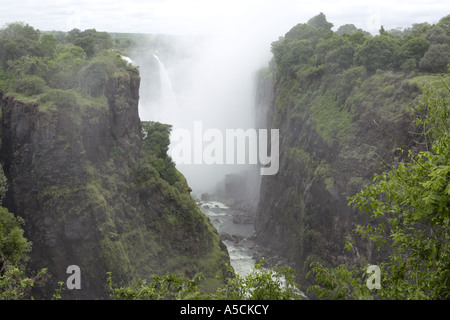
top-left (197, 200), bottom-right (257, 276)
top-left (198, 199), bottom-right (307, 299)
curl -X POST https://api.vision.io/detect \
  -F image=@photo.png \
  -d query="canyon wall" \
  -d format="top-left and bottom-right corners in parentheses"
top-left (0, 62), bottom-right (229, 299)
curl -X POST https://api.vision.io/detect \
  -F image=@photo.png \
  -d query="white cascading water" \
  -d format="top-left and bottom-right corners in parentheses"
top-left (138, 54), bottom-right (178, 124)
top-left (152, 54), bottom-right (178, 118)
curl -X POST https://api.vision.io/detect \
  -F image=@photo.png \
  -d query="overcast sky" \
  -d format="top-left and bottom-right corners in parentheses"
top-left (0, 0), bottom-right (448, 37)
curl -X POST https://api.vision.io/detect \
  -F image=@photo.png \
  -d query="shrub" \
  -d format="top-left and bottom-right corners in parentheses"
top-left (419, 44), bottom-right (450, 73)
top-left (39, 88), bottom-right (78, 109)
top-left (382, 85), bottom-right (395, 97)
top-left (13, 75), bottom-right (46, 96)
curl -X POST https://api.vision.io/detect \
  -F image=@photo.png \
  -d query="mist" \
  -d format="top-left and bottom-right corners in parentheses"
top-left (130, 0), bottom-right (446, 195)
top-left (134, 10), bottom-right (280, 195)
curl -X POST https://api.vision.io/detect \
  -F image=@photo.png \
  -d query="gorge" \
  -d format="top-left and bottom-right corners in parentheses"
top-left (132, 13), bottom-right (450, 293)
top-left (1, 12), bottom-right (449, 299)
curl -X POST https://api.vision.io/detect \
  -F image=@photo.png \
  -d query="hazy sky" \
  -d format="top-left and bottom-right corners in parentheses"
top-left (0, 0), bottom-right (448, 37)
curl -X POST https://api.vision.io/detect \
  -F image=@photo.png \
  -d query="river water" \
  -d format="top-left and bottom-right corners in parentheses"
top-left (197, 200), bottom-right (257, 276)
top-left (198, 200), bottom-right (307, 299)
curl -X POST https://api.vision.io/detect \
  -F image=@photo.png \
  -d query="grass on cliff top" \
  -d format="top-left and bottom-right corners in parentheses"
top-left (38, 88), bottom-right (108, 112)
top-left (280, 70), bottom-right (448, 148)
top-left (408, 74), bottom-right (450, 93)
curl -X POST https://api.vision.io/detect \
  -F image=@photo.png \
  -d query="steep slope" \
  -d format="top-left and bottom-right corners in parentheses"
top-left (254, 15), bottom-right (449, 284)
top-left (0, 58), bottom-right (229, 299)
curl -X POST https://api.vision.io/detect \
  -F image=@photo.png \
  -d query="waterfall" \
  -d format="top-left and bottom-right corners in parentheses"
top-left (153, 54), bottom-right (178, 121)
top-left (135, 43), bottom-right (261, 195)
top-left (138, 54), bottom-right (178, 123)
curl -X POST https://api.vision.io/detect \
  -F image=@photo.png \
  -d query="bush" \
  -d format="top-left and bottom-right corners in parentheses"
top-left (74, 36), bottom-right (95, 57)
top-left (13, 75), bottom-right (46, 96)
top-left (39, 88), bottom-right (78, 109)
top-left (80, 59), bottom-right (113, 97)
top-left (382, 85), bottom-right (395, 97)
top-left (354, 35), bottom-right (401, 72)
top-left (419, 44), bottom-right (450, 73)
top-left (0, 206), bottom-right (48, 299)
top-left (107, 261), bottom-right (304, 300)
top-left (347, 86), bottom-right (450, 299)
top-left (401, 58), bottom-right (418, 74)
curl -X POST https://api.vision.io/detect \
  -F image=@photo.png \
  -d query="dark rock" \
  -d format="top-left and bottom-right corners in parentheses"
top-left (253, 67), bottom-right (423, 282)
top-left (0, 66), bottom-right (229, 299)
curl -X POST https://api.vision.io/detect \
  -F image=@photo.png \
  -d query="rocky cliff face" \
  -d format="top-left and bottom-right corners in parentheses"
top-left (0, 66), bottom-right (229, 299)
top-left (254, 66), bottom-right (424, 283)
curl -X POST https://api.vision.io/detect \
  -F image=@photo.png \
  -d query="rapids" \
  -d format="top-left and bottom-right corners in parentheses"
top-left (198, 200), bottom-right (256, 276)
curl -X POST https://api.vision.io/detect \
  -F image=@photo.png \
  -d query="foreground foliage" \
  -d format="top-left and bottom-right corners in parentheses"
top-left (0, 168), bottom-right (47, 299)
top-left (107, 261), bottom-right (303, 300)
top-left (308, 84), bottom-right (450, 299)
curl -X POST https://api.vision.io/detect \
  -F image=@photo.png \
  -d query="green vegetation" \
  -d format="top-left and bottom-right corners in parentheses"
top-left (107, 261), bottom-right (303, 300)
top-left (0, 22), bottom-right (135, 111)
top-left (0, 165), bottom-right (47, 299)
top-left (1, 14), bottom-right (449, 300)
top-left (308, 84), bottom-right (450, 299)
top-left (271, 13), bottom-right (449, 146)
top-left (261, 13), bottom-right (450, 300)
top-left (0, 23), bottom-right (228, 299)
top-left (141, 121), bottom-right (180, 186)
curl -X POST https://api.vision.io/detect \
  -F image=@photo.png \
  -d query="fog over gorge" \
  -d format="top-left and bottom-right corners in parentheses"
top-left (129, 4), bottom-right (298, 195)
top-left (2, 0), bottom-right (448, 196)
top-left (1, 0), bottom-right (449, 305)
top-left (134, 33), bottom-right (270, 194)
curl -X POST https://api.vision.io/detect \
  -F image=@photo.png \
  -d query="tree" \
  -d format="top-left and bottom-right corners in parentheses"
top-left (141, 121), bottom-right (172, 159)
top-left (0, 206), bottom-right (48, 299)
top-left (306, 262), bottom-right (373, 299)
top-left (74, 36), bottom-right (95, 58)
top-left (38, 34), bottom-right (57, 59)
top-left (307, 12), bottom-right (333, 30)
top-left (213, 261), bottom-right (302, 300)
top-left (354, 35), bottom-right (401, 71)
top-left (379, 26), bottom-right (387, 35)
top-left (437, 15), bottom-right (450, 35)
top-left (347, 85), bottom-right (450, 299)
top-left (426, 26), bottom-right (450, 45)
top-left (0, 22), bottom-right (40, 68)
top-left (0, 208), bottom-right (31, 275)
top-left (7, 55), bottom-right (52, 80)
top-left (346, 31), bottom-right (369, 46)
top-left (80, 60), bottom-right (110, 96)
top-left (67, 28), bottom-right (81, 43)
top-left (401, 36), bottom-right (430, 62)
top-left (419, 44), bottom-right (450, 73)
top-left (315, 34), bottom-right (345, 62)
top-left (336, 24), bottom-right (358, 36)
top-left (271, 38), bottom-right (314, 74)
top-left (107, 261), bottom-right (303, 300)
top-left (0, 22), bottom-right (39, 42)
top-left (1, 164), bottom-right (48, 300)
top-left (326, 44), bottom-right (354, 70)
top-left (13, 74), bottom-right (47, 96)
top-left (107, 272), bottom-right (205, 300)
top-left (408, 22), bottom-right (432, 36)
top-left (306, 84), bottom-right (450, 300)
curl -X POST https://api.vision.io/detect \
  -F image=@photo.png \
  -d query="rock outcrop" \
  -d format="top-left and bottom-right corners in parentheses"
top-left (0, 65), bottom-right (229, 299)
top-left (254, 65), bottom-right (424, 284)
